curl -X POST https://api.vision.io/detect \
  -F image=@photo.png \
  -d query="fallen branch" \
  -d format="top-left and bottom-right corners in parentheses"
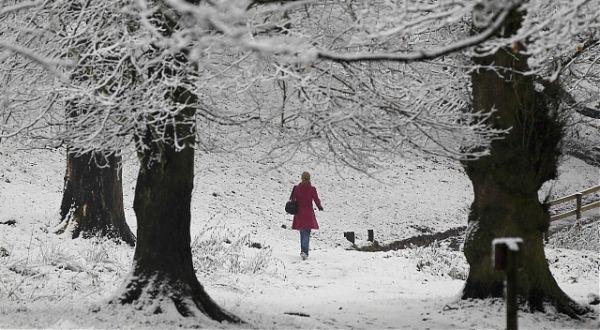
top-left (355, 226), bottom-right (467, 252)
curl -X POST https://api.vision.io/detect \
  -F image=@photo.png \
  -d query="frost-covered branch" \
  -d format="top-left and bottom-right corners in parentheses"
top-left (316, 8), bottom-right (511, 63)
top-left (0, 0), bottom-right (43, 16)
top-left (0, 40), bottom-right (67, 79)
top-left (0, 0), bottom-right (596, 168)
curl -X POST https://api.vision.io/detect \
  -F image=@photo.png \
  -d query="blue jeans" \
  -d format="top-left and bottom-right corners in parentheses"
top-left (300, 229), bottom-right (311, 255)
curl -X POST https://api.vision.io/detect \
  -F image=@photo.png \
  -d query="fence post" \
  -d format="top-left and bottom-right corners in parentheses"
top-left (506, 249), bottom-right (518, 330)
top-left (492, 238), bottom-right (523, 330)
top-left (344, 231), bottom-right (355, 244)
top-left (575, 193), bottom-right (582, 222)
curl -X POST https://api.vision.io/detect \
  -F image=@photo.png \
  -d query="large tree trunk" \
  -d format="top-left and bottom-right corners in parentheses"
top-left (113, 87), bottom-right (240, 322)
top-left (56, 151), bottom-right (135, 246)
top-left (461, 9), bottom-right (590, 317)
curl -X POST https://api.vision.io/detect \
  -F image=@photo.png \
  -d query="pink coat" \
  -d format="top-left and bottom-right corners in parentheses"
top-left (291, 183), bottom-right (322, 230)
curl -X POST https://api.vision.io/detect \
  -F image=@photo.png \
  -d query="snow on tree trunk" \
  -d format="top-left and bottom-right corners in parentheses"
top-left (56, 151), bottom-right (135, 246)
top-left (462, 9), bottom-right (590, 318)
top-left (113, 87), bottom-right (240, 322)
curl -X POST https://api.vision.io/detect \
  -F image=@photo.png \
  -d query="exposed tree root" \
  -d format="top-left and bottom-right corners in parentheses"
top-left (112, 274), bottom-right (242, 323)
top-left (530, 285), bottom-right (594, 319)
top-left (462, 263), bottom-right (593, 319)
top-left (54, 207), bottom-right (136, 246)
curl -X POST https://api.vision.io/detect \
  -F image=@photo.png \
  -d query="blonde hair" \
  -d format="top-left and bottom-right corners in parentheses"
top-left (301, 171), bottom-right (311, 185)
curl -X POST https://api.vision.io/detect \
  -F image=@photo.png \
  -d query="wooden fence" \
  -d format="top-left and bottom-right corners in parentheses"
top-left (547, 185), bottom-right (600, 222)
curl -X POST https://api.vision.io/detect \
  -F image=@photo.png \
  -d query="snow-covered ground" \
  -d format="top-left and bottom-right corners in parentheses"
top-left (0, 143), bottom-right (598, 329)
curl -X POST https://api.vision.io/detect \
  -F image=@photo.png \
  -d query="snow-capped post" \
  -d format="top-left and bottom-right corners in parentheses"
top-left (492, 237), bottom-right (523, 330)
top-left (344, 231), bottom-right (355, 244)
top-left (367, 230), bottom-right (374, 242)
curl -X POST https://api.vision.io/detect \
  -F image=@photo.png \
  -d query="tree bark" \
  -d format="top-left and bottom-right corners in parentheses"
top-left (462, 9), bottom-right (590, 317)
top-left (56, 151), bottom-right (135, 246)
top-left (113, 87), bottom-right (240, 322)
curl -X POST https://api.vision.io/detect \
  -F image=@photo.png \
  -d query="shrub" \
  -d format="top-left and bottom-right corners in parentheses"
top-left (409, 241), bottom-right (468, 280)
top-left (190, 224), bottom-right (281, 277)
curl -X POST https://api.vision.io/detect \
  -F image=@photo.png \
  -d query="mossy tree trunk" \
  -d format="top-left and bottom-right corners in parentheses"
top-left (462, 9), bottom-right (590, 317)
top-left (57, 151), bottom-right (135, 246)
top-left (113, 87), bottom-right (240, 322)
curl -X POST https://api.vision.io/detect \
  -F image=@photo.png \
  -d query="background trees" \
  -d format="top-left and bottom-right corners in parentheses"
top-left (0, 1), bottom-right (137, 245)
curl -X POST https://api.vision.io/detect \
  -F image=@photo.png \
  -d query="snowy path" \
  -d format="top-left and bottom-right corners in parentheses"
top-left (213, 248), bottom-right (465, 328)
top-left (209, 244), bottom-right (598, 329)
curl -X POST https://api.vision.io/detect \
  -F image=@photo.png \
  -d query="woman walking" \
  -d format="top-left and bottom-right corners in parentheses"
top-left (290, 171), bottom-right (323, 260)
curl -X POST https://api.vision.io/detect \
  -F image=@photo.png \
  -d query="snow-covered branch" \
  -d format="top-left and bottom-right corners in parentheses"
top-left (316, 8), bottom-right (511, 63)
top-left (0, 0), bottom-right (596, 167)
top-left (0, 0), bottom-right (43, 16)
top-left (0, 40), bottom-right (68, 79)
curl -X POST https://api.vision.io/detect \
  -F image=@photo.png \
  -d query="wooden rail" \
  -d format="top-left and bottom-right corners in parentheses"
top-left (547, 185), bottom-right (600, 222)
